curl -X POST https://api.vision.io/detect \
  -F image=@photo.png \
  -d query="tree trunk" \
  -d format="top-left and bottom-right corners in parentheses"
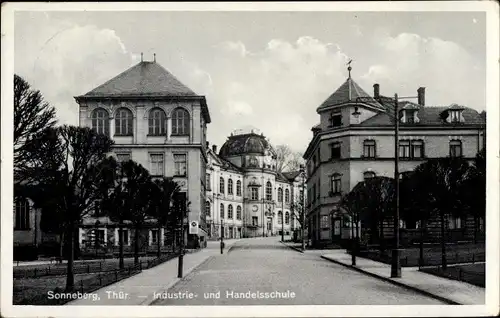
top-left (59, 231), bottom-right (64, 263)
top-left (351, 215), bottom-right (356, 265)
top-left (119, 223), bottom-right (124, 270)
top-left (157, 224), bottom-right (162, 258)
top-left (134, 225), bottom-right (140, 265)
top-left (419, 219), bottom-right (424, 266)
top-left (65, 225), bottom-right (75, 291)
top-left (440, 211), bottom-right (447, 270)
top-left (355, 213), bottom-right (360, 255)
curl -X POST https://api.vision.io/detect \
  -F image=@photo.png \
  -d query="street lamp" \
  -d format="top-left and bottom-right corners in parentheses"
top-left (220, 219), bottom-right (225, 254)
top-left (177, 197), bottom-right (186, 278)
top-left (281, 189), bottom-right (285, 242)
top-left (299, 164), bottom-right (307, 251)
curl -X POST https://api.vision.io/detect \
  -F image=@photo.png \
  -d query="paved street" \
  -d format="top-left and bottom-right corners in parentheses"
top-left (152, 237), bottom-right (444, 305)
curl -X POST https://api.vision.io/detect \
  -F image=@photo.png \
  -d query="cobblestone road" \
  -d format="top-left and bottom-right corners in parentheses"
top-left (151, 237), bottom-right (444, 305)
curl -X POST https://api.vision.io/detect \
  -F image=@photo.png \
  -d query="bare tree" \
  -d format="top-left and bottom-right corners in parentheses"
top-left (14, 74), bottom-right (57, 177)
top-left (275, 144), bottom-right (304, 173)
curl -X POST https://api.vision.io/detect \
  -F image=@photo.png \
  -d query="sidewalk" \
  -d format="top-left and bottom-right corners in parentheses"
top-left (281, 241), bottom-right (342, 255)
top-left (67, 239), bottom-right (240, 306)
top-left (321, 250), bottom-right (485, 305)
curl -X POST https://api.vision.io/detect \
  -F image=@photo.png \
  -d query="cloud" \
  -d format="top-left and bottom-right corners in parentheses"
top-left (15, 15), bottom-right (135, 126)
top-left (219, 41), bottom-right (248, 57)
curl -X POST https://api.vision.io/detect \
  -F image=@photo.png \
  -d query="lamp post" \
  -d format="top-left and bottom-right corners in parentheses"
top-left (300, 165), bottom-right (307, 251)
top-left (281, 190), bottom-right (285, 242)
top-left (220, 219), bottom-right (225, 254)
top-left (177, 197), bottom-right (186, 278)
top-left (391, 93), bottom-right (402, 278)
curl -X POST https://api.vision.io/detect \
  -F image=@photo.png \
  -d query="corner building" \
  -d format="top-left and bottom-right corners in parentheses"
top-left (303, 71), bottom-right (486, 248)
top-left (205, 128), bottom-right (305, 239)
top-left (75, 59), bottom-right (211, 250)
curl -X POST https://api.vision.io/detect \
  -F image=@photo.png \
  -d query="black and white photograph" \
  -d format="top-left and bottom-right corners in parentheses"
top-left (1, 2), bottom-right (499, 317)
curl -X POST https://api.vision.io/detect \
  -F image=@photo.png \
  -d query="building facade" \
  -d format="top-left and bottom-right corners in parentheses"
top-left (75, 59), bottom-right (211, 250)
top-left (303, 70), bottom-right (486, 247)
top-left (205, 128), bottom-right (305, 239)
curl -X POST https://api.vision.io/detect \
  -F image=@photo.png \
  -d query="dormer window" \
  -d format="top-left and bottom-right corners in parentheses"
top-left (400, 104), bottom-right (420, 124)
top-left (328, 112), bottom-right (342, 128)
top-left (450, 110), bottom-right (461, 123)
top-left (444, 104), bottom-right (465, 124)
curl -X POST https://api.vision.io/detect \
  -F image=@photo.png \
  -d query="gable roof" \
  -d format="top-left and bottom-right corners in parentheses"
top-left (208, 148), bottom-right (243, 173)
top-left (82, 61), bottom-right (196, 97)
top-left (317, 77), bottom-right (383, 111)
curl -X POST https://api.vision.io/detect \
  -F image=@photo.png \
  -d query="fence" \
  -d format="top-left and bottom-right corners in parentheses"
top-left (420, 264), bottom-right (485, 287)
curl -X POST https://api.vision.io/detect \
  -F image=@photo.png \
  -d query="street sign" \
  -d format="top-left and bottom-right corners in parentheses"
top-left (189, 221), bottom-right (199, 234)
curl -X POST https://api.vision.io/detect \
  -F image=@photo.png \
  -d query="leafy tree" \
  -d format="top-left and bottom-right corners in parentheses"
top-left (14, 74), bottom-right (57, 179)
top-left (462, 148), bottom-right (486, 243)
top-left (148, 177), bottom-right (181, 258)
top-left (120, 161), bottom-right (154, 265)
top-left (275, 144), bottom-right (304, 173)
top-left (410, 158), bottom-right (471, 270)
top-left (20, 125), bottom-right (114, 290)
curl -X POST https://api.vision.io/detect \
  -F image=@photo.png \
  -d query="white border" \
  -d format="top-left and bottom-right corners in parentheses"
top-left (1, 2), bottom-right (499, 317)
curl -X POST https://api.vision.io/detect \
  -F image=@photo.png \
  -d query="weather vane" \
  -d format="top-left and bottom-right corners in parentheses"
top-left (347, 59), bottom-right (353, 78)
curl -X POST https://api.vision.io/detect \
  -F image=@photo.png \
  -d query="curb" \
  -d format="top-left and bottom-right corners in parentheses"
top-left (145, 255), bottom-right (214, 306)
top-left (320, 255), bottom-right (461, 305)
top-left (280, 241), bottom-right (304, 253)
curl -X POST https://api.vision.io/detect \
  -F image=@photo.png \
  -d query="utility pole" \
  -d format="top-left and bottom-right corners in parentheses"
top-left (220, 219), bottom-right (224, 254)
top-left (281, 191), bottom-right (285, 242)
top-left (391, 93), bottom-right (402, 278)
top-left (177, 197), bottom-right (185, 278)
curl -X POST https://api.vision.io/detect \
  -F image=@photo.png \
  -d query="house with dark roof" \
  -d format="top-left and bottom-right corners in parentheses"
top-left (205, 128), bottom-right (305, 239)
top-left (303, 68), bottom-right (486, 248)
top-left (75, 58), bottom-right (211, 249)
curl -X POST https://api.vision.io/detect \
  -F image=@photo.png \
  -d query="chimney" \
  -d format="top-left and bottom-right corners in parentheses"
top-left (373, 84), bottom-right (380, 99)
top-left (418, 87), bottom-right (426, 106)
top-left (206, 141), bottom-right (209, 148)
top-left (212, 145), bottom-right (217, 153)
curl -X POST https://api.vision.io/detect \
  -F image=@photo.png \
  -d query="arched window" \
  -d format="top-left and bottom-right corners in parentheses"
top-left (364, 171), bottom-right (376, 180)
top-left (115, 108), bottom-right (133, 136)
top-left (220, 203), bottom-right (224, 219)
top-left (228, 179), bottom-right (234, 195)
top-left (236, 206), bottom-right (242, 220)
top-left (285, 189), bottom-right (290, 203)
top-left (172, 108), bottom-right (190, 136)
top-left (228, 205), bottom-right (233, 219)
top-left (278, 211), bottom-right (283, 224)
top-left (91, 108), bottom-right (110, 136)
top-left (285, 212), bottom-right (290, 225)
top-left (219, 177), bottom-right (225, 194)
top-left (205, 201), bottom-right (211, 216)
top-left (14, 198), bottom-right (30, 230)
top-left (266, 181), bottom-right (272, 200)
top-left (278, 188), bottom-right (283, 202)
top-left (236, 180), bottom-right (242, 196)
top-left (148, 108), bottom-right (167, 136)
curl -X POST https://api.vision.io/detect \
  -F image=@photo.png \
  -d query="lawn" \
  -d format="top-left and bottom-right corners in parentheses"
top-left (420, 263), bottom-right (485, 287)
top-left (354, 243), bottom-right (485, 267)
top-left (13, 256), bottom-right (157, 278)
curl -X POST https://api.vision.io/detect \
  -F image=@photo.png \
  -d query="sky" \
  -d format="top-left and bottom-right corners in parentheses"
top-left (14, 11), bottom-right (486, 153)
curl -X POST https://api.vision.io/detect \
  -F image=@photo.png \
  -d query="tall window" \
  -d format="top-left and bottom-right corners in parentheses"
top-left (330, 143), bottom-right (341, 159)
top-left (115, 108), bottom-right (133, 136)
top-left (252, 216), bottom-right (258, 226)
top-left (320, 215), bottom-right (329, 229)
top-left (151, 229), bottom-right (159, 245)
top-left (91, 108), bottom-right (109, 136)
top-left (236, 206), bottom-right (242, 220)
top-left (266, 181), bottom-right (272, 200)
top-left (278, 211), bottom-right (283, 224)
top-left (14, 198), bottom-right (30, 230)
top-left (206, 173), bottom-right (211, 191)
top-left (220, 204), bottom-right (225, 219)
top-left (285, 189), bottom-right (290, 203)
top-left (251, 187), bottom-right (259, 200)
top-left (119, 229), bottom-right (129, 245)
top-left (148, 108), bottom-right (167, 135)
top-left (285, 212), bottom-right (290, 225)
top-left (236, 180), bottom-right (242, 196)
top-left (331, 174), bottom-right (341, 193)
top-left (448, 216), bottom-right (462, 229)
top-left (205, 201), bottom-right (211, 216)
top-left (149, 153), bottom-right (164, 176)
top-left (219, 177), bottom-right (225, 194)
top-left (228, 179), bottom-right (234, 195)
top-left (450, 140), bottom-right (463, 157)
top-left (174, 154), bottom-right (187, 176)
top-left (228, 205), bottom-right (234, 219)
top-left (116, 153), bottom-right (131, 163)
top-left (399, 140), bottom-right (411, 159)
top-left (278, 188), bottom-right (283, 202)
top-left (363, 140), bottom-right (376, 158)
top-left (411, 140), bottom-right (424, 158)
top-left (329, 112), bottom-right (342, 127)
top-left (172, 108), bottom-right (190, 136)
